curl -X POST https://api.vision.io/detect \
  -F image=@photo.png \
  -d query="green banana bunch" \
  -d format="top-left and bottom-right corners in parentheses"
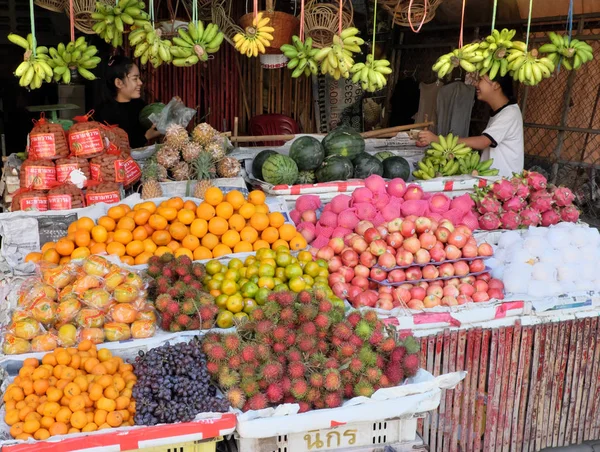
top-left (477, 29), bottom-right (526, 80)
top-left (280, 35), bottom-right (320, 78)
top-left (128, 23), bottom-right (173, 67)
top-left (539, 32), bottom-right (594, 70)
top-left (314, 27), bottom-right (363, 81)
top-left (506, 48), bottom-right (554, 86)
top-left (47, 37), bottom-right (100, 84)
top-left (167, 21), bottom-right (224, 67)
top-left (350, 54), bottom-right (392, 92)
top-left (426, 133), bottom-right (472, 161)
top-left (8, 33), bottom-right (53, 90)
top-left (432, 42), bottom-right (482, 78)
top-left (457, 152), bottom-right (498, 176)
top-left (92, 0), bottom-right (150, 48)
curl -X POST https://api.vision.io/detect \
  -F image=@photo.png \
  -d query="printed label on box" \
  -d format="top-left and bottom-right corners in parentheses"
top-left (123, 158), bottom-right (141, 185)
top-left (114, 160), bottom-right (126, 183)
top-left (30, 133), bottom-right (56, 159)
top-left (69, 128), bottom-right (104, 156)
top-left (56, 163), bottom-right (79, 183)
top-left (47, 194), bottom-right (72, 210)
top-left (90, 163), bottom-right (101, 181)
top-left (86, 191), bottom-right (120, 205)
top-left (20, 196), bottom-right (48, 211)
top-left (24, 166), bottom-right (56, 189)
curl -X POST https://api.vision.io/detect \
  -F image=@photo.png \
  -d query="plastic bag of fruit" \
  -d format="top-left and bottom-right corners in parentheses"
top-left (28, 114), bottom-right (70, 160)
top-left (68, 111), bottom-right (107, 158)
top-left (17, 278), bottom-right (58, 309)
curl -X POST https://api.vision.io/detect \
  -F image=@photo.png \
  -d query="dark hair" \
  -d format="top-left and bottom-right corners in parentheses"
top-left (104, 55), bottom-right (135, 99)
top-left (495, 75), bottom-right (515, 101)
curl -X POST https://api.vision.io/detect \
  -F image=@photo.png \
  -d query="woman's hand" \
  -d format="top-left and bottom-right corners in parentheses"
top-left (417, 130), bottom-right (438, 146)
top-left (145, 124), bottom-right (161, 141)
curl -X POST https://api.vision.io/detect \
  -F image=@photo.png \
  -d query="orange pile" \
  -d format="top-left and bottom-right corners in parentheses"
top-left (25, 189), bottom-right (307, 264)
top-left (3, 341), bottom-right (136, 440)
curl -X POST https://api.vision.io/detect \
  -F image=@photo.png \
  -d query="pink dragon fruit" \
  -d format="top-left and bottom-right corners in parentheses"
top-left (560, 205), bottom-right (580, 223)
top-left (529, 195), bottom-right (553, 213)
top-left (353, 202), bottom-right (377, 221)
top-left (503, 197), bottom-right (527, 212)
top-left (442, 208), bottom-right (465, 225)
top-left (478, 196), bottom-right (502, 215)
top-left (329, 194), bottom-right (352, 214)
top-left (403, 184), bottom-right (424, 201)
top-left (500, 211), bottom-right (521, 230)
top-left (511, 178), bottom-right (530, 198)
top-left (479, 212), bottom-right (502, 230)
top-left (525, 170), bottom-right (547, 190)
top-left (491, 179), bottom-right (517, 201)
top-left (553, 186), bottom-right (575, 207)
top-left (338, 209), bottom-right (360, 230)
top-left (519, 208), bottom-right (541, 227)
top-left (541, 209), bottom-right (560, 226)
top-left (311, 235), bottom-right (330, 249)
top-left (428, 193), bottom-right (451, 214)
top-left (460, 210), bottom-right (480, 230)
top-left (450, 193), bottom-right (475, 214)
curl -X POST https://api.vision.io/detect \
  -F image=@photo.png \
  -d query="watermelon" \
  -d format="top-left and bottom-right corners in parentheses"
top-left (139, 102), bottom-right (165, 130)
top-left (252, 149), bottom-right (278, 180)
top-left (353, 153), bottom-right (383, 178)
top-left (322, 126), bottom-right (365, 160)
top-left (375, 151), bottom-right (394, 162)
top-left (289, 136), bottom-right (324, 171)
top-left (262, 154), bottom-right (299, 185)
top-left (383, 156), bottom-right (411, 180)
top-left (295, 171), bottom-right (316, 184)
top-left (315, 155), bottom-right (354, 183)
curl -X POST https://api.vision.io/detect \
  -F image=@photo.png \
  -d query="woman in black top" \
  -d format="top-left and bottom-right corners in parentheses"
top-left (95, 55), bottom-right (160, 148)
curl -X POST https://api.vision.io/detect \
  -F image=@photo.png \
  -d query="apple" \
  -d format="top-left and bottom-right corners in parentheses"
top-left (426, 285), bottom-right (443, 298)
top-left (477, 272), bottom-right (491, 282)
top-left (448, 231), bottom-right (468, 249)
top-left (354, 264), bottom-right (370, 278)
top-left (417, 281), bottom-right (430, 290)
top-left (445, 244), bottom-right (462, 260)
top-left (488, 288), bottom-right (504, 300)
top-left (386, 231), bottom-right (404, 248)
top-left (316, 246), bottom-right (334, 260)
top-left (351, 276), bottom-right (370, 290)
top-left (355, 221), bottom-right (374, 236)
top-left (387, 218), bottom-right (403, 233)
top-left (405, 266), bottom-right (423, 281)
top-left (422, 264), bottom-right (439, 280)
top-left (488, 279), bottom-right (505, 290)
top-left (378, 285), bottom-right (393, 294)
top-left (344, 233), bottom-right (358, 246)
top-left (378, 252), bottom-right (397, 270)
top-left (415, 248), bottom-right (431, 264)
top-left (388, 269), bottom-right (406, 283)
top-left (360, 251), bottom-right (377, 268)
top-left (469, 259), bottom-right (485, 273)
top-left (407, 299), bottom-right (425, 310)
top-left (474, 280), bottom-right (489, 293)
top-left (403, 237), bottom-right (421, 254)
top-left (429, 219), bottom-right (439, 233)
top-left (385, 246), bottom-right (397, 256)
top-left (363, 228), bottom-right (381, 244)
top-left (370, 267), bottom-right (388, 282)
top-left (410, 286), bottom-right (426, 301)
top-left (405, 215), bottom-right (418, 223)
top-left (329, 272), bottom-right (347, 287)
top-left (355, 290), bottom-right (378, 307)
top-left (446, 278), bottom-right (460, 287)
top-left (439, 220), bottom-right (455, 233)
top-left (418, 233), bottom-right (436, 251)
top-left (328, 237), bottom-right (345, 254)
top-left (399, 283), bottom-right (413, 291)
top-left (328, 256), bottom-right (342, 273)
top-left (429, 280), bottom-right (443, 287)
top-left (401, 220), bottom-right (416, 238)
top-left (478, 243), bottom-right (494, 256)
top-left (415, 216), bottom-right (432, 234)
top-left (453, 261), bottom-right (470, 277)
top-left (378, 298), bottom-right (394, 311)
top-left (441, 296), bottom-right (458, 306)
top-left (457, 294), bottom-right (473, 304)
top-left (351, 237), bottom-right (368, 254)
top-left (369, 239), bottom-right (387, 256)
top-left (341, 249), bottom-right (359, 268)
top-left (439, 262), bottom-right (455, 277)
top-left (435, 227), bottom-right (451, 243)
top-left (347, 285), bottom-right (362, 302)
top-left (461, 244), bottom-right (478, 258)
top-left (331, 282), bottom-right (349, 299)
top-left (423, 295), bottom-right (441, 308)
top-left (472, 291), bottom-right (490, 303)
top-left (443, 285), bottom-right (459, 298)
top-left (301, 210), bottom-right (317, 224)
top-left (460, 275), bottom-right (476, 285)
top-left (458, 283), bottom-right (475, 296)
top-left (394, 287), bottom-right (411, 303)
top-left (430, 247), bottom-right (447, 263)
top-left (376, 225), bottom-right (389, 239)
top-left (456, 224), bottom-right (473, 237)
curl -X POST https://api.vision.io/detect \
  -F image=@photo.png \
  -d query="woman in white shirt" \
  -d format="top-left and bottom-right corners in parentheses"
top-left (417, 75), bottom-right (524, 178)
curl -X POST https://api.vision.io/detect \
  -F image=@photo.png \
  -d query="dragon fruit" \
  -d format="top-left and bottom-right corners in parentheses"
top-left (553, 186), bottom-right (575, 207)
top-left (529, 194), bottom-right (553, 213)
top-left (511, 178), bottom-right (530, 198)
top-left (479, 212), bottom-right (502, 230)
top-left (500, 211), bottom-right (521, 230)
top-left (541, 209), bottom-right (561, 226)
top-left (400, 200), bottom-right (428, 217)
top-left (524, 170), bottom-right (547, 190)
top-left (290, 209), bottom-right (301, 225)
top-left (503, 197), bottom-right (527, 212)
top-left (478, 196), bottom-right (502, 215)
top-left (491, 179), bottom-right (516, 201)
top-left (560, 205), bottom-right (580, 223)
top-left (332, 226), bottom-right (352, 238)
top-left (519, 208), bottom-right (541, 227)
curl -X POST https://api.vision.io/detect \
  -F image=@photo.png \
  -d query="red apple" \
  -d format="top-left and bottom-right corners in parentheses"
top-left (376, 225), bottom-right (389, 239)
top-left (419, 232), bottom-right (437, 250)
top-left (466, 237), bottom-right (477, 247)
top-left (386, 231), bottom-right (404, 248)
top-left (458, 283), bottom-right (475, 297)
top-left (378, 285), bottom-right (393, 294)
top-left (430, 247), bottom-right (447, 263)
top-left (387, 218), bottom-right (403, 233)
top-left (446, 278), bottom-right (460, 287)
top-left (360, 251), bottom-right (377, 268)
top-left (429, 219), bottom-right (439, 233)
top-left (369, 239), bottom-right (387, 256)
top-left (422, 264), bottom-right (439, 280)
top-left (316, 246), bottom-right (334, 260)
top-left (417, 281), bottom-right (430, 290)
top-left (456, 225), bottom-right (473, 237)
top-left (301, 210), bottom-right (317, 224)
top-left (351, 237), bottom-right (368, 254)
top-left (460, 275), bottom-right (476, 285)
top-left (329, 272), bottom-right (347, 287)
top-left (445, 244), bottom-right (462, 260)
top-left (328, 256), bottom-right (342, 273)
top-left (435, 227), bottom-right (451, 243)
top-left (405, 266), bottom-right (423, 281)
top-left (439, 220), bottom-right (455, 233)
top-left (355, 290), bottom-right (378, 307)
top-left (461, 244), bottom-right (478, 258)
top-left (472, 291), bottom-right (490, 303)
top-left (405, 215), bottom-right (418, 223)
top-left (394, 287), bottom-right (411, 303)
top-left (426, 285), bottom-right (443, 298)
top-left (469, 259), bottom-right (485, 273)
top-left (410, 286), bottom-right (426, 301)
top-left (341, 249), bottom-right (359, 268)
top-left (448, 231), bottom-right (468, 249)
top-left (370, 267), bottom-right (388, 282)
top-left (453, 261), bottom-right (470, 277)
top-left (363, 228), bottom-right (381, 244)
top-left (488, 288), bottom-right (504, 300)
top-left (474, 280), bottom-right (489, 293)
top-left (423, 295), bottom-right (441, 308)
top-left (407, 299), bottom-right (425, 310)
top-left (403, 237), bottom-right (421, 254)
top-left (399, 283), bottom-right (413, 291)
top-left (355, 221), bottom-right (374, 236)
top-left (478, 243), bottom-right (494, 256)
top-left (354, 264), bottom-right (370, 278)
top-left (415, 216), bottom-right (432, 234)
top-left (457, 294), bottom-right (473, 305)
top-left (378, 298), bottom-right (394, 311)
top-left (401, 220), bottom-right (416, 238)
top-left (488, 279), bottom-right (505, 290)
top-left (328, 237), bottom-right (345, 254)
top-left (347, 285), bottom-right (362, 302)
top-left (443, 285), bottom-right (459, 298)
top-left (344, 233), bottom-right (358, 246)
top-left (441, 296), bottom-right (458, 306)
top-left (388, 269), bottom-right (406, 283)
top-left (378, 252), bottom-right (397, 270)
top-left (429, 280), bottom-right (444, 287)
top-left (415, 248), bottom-right (431, 265)
top-left (351, 276), bottom-right (369, 290)
top-left (385, 246), bottom-right (397, 256)
top-left (331, 282), bottom-right (349, 299)
top-left (477, 272), bottom-right (491, 282)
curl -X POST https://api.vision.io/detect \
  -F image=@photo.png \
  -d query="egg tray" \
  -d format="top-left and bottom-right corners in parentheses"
top-left (370, 267), bottom-right (491, 287)
top-left (373, 255), bottom-right (491, 271)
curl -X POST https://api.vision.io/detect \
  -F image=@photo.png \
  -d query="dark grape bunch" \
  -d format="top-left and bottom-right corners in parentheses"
top-left (132, 337), bottom-right (229, 426)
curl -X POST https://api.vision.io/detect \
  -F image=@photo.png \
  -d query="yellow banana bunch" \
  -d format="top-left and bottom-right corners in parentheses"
top-left (313, 28), bottom-right (362, 80)
top-left (477, 29), bottom-right (525, 80)
top-left (92, 0), bottom-right (150, 48)
top-left (8, 33), bottom-right (53, 90)
top-left (506, 48), bottom-right (554, 86)
top-left (47, 37), bottom-right (100, 84)
top-left (128, 24), bottom-right (172, 67)
top-left (350, 54), bottom-right (392, 92)
top-left (280, 36), bottom-right (320, 77)
top-left (431, 42), bottom-right (481, 78)
top-left (233, 12), bottom-right (274, 57)
top-left (168, 21), bottom-right (224, 67)
top-left (539, 32), bottom-right (594, 70)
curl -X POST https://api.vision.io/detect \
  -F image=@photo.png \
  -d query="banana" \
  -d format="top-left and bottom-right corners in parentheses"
top-left (234, 14), bottom-right (275, 57)
top-left (281, 34), bottom-right (320, 77)
top-left (92, 0), bottom-right (150, 47)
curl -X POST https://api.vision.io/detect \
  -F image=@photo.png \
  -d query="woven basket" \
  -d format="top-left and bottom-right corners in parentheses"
top-left (68, 0), bottom-right (115, 34)
top-left (304, 0), bottom-right (354, 49)
top-left (384, 0), bottom-right (443, 28)
top-left (34, 0), bottom-right (66, 13)
top-left (239, 11), bottom-right (299, 55)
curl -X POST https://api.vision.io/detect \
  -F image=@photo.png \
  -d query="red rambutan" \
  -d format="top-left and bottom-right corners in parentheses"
top-left (348, 357), bottom-right (364, 374)
top-left (256, 343), bottom-right (271, 358)
top-left (272, 325), bottom-right (288, 342)
top-left (402, 354), bottom-right (420, 377)
top-left (378, 337), bottom-right (397, 353)
top-left (240, 364), bottom-right (256, 379)
top-left (369, 330), bottom-right (384, 347)
top-left (297, 290), bottom-right (312, 304)
top-left (277, 355), bottom-right (287, 366)
top-left (287, 361), bottom-right (306, 379)
top-left (340, 369), bottom-right (353, 384)
top-left (279, 307), bottom-right (297, 324)
top-left (297, 304), bottom-right (318, 323)
top-left (283, 395), bottom-right (295, 404)
top-left (280, 376), bottom-right (292, 395)
top-left (199, 305), bottom-right (217, 322)
top-left (189, 316), bottom-right (201, 331)
top-left (262, 362), bottom-right (283, 382)
top-left (189, 280), bottom-right (203, 291)
top-left (162, 266), bottom-right (174, 279)
top-left (318, 300), bottom-right (332, 313)
top-left (247, 393), bottom-right (269, 411)
top-left (379, 375), bottom-right (391, 388)
top-left (160, 313), bottom-right (173, 330)
top-left (314, 314), bottom-right (330, 330)
top-left (313, 400), bottom-right (325, 410)
top-left (266, 383), bottom-right (284, 403)
top-left (287, 348), bottom-right (302, 362)
top-left (206, 361), bottom-right (220, 375)
top-left (385, 362), bottom-right (404, 385)
top-left (176, 314), bottom-right (191, 328)
top-left (290, 378), bottom-right (309, 400)
top-left (167, 287), bottom-right (179, 298)
top-left (258, 379), bottom-right (269, 390)
top-left (155, 294), bottom-right (171, 312)
top-left (267, 293), bottom-right (278, 302)
top-left (191, 263), bottom-right (206, 278)
top-left (169, 322), bottom-right (183, 332)
top-left (324, 369), bottom-right (341, 391)
top-left (300, 322), bottom-right (317, 336)
top-left (338, 342), bottom-right (357, 358)
top-left (166, 301), bottom-right (181, 315)
top-left (273, 343), bottom-right (287, 354)
top-left (297, 334), bottom-right (317, 352)
top-left (365, 367), bottom-right (382, 384)
top-left (347, 311), bottom-right (362, 327)
top-left (222, 334), bottom-right (241, 352)
top-left (310, 373), bottom-right (324, 388)
top-left (390, 346), bottom-right (406, 363)
top-left (228, 355), bottom-right (242, 370)
top-left (331, 336), bottom-right (343, 347)
top-left (181, 274), bottom-right (194, 285)
top-left (324, 391), bottom-right (343, 409)
top-left (363, 310), bottom-right (379, 325)
top-left (275, 291), bottom-right (295, 306)
top-left (333, 322), bottom-right (353, 340)
top-left (317, 341), bottom-right (329, 354)
top-left (349, 335), bottom-right (364, 348)
top-left (255, 320), bottom-right (274, 336)
top-left (305, 387), bottom-right (321, 403)
top-left (344, 383), bottom-right (354, 398)
top-left (285, 332), bottom-right (296, 346)
top-left (251, 308), bottom-right (266, 322)
top-left (180, 299), bottom-right (197, 315)
top-left (241, 345), bottom-right (256, 363)
top-left (240, 378), bottom-right (259, 397)
top-left (324, 358), bottom-right (339, 369)
top-left (298, 401), bottom-right (311, 413)
top-left (207, 343), bottom-right (227, 362)
top-left (226, 387), bottom-right (246, 409)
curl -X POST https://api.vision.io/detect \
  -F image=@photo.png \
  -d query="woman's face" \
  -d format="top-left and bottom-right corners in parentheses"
top-left (476, 75), bottom-right (496, 102)
top-left (115, 64), bottom-right (143, 100)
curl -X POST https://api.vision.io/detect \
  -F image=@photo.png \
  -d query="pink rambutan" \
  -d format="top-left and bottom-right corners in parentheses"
top-left (188, 316), bottom-right (200, 330)
top-left (280, 376), bottom-right (292, 395)
top-left (228, 355), bottom-right (242, 370)
top-left (222, 334), bottom-right (241, 352)
top-left (207, 343), bottom-right (227, 362)
top-left (390, 346), bottom-right (406, 363)
top-left (317, 341), bottom-right (330, 354)
top-left (324, 369), bottom-right (342, 391)
top-left (349, 335), bottom-right (364, 348)
top-left (273, 343), bottom-right (287, 354)
top-left (266, 383), bottom-right (284, 403)
top-left (181, 274), bottom-right (193, 285)
top-left (298, 401), bottom-right (311, 413)
top-left (241, 345), bottom-right (256, 363)
top-left (285, 332), bottom-right (297, 346)
top-left (318, 300), bottom-right (333, 313)
top-left (189, 280), bottom-right (203, 291)
top-left (331, 336), bottom-right (343, 347)
top-left (287, 348), bottom-right (302, 362)
top-left (385, 363), bottom-right (404, 385)
top-left (166, 301), bottom-right (181, 315)
top-left (347, 311), bottom-right (362, 327)
top-left (338, 342), bottom-right (356, 358)
top-left (255, 320), bottom-right (274, 336)
top-left (297, 304), bottom-right (318, 323)
top-left (354, 380), bottom-right (375, 398)
top-left (378, 337), bottom-right (397, 353)
top-left (369, 330), bottom-right (384, 346)
top-left (247, 393), bottom-right (269, 411)
top-left (314, 314), bottom-right (331, 330)
top-left (272, 325), bottom-right (288, 342)
top-left (275, 291), bottom-right (295, 306)
top-left (297, 334), bottom-right (317, 352)
top-left (290, 378), bottom-right (309, 399)
top-left (199, 305), bottom-right (217, 322)
top-left (344, 383), bottom-right (354, 398)
top-left (313, 288), bottom-right (328, 302)
top-left (250, 308), bottom-right (265, 322)
top-left (262, 362), bottom-right (283, 382)
top-left (176, 314), bottom-right (191, 328)
top-left (226, 387), bottom-right (246, 409)
top-left (363, 310), bottom-right (379, 325)
top-left (300, 322), bottom-right (317, 336)
top-left (167, 287), bottom-right (179, 298)
top-left (297, 290), bottom-right (312, 304)
top-left (324, 391), bottom-right (343, 409)
top-left (310, 373), bottom-right (324, 388)
top-left (365, 367), bottom-right (382, 384)
top-left (155, 293), bottom-right (172, 312)
top-left (162, 267), bottom-right (174, 280)
top-left (305, 387), bottom-right (321, 403)
top-left (288, 361), bottom-right (306, 379)
top-left (206, 361), bottom-right (220, 375)
top-left (279, 307), bottom-right (296, 324)
top-left (402, 354), bottom-right (420, 377)
top-left (240, 378), bottom-right (259, 397)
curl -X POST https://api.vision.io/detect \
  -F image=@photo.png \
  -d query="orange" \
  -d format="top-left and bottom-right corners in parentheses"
top-left (10, 422), bottom-right (24, 438)
top-left (268, 212), bottom-right (285, 228)
top-left (70, 410), bottom-right (87, 429)
top-left (208, 217), bottom-right (228, 236)
top-left (215, 202), bottom-right (234, 220)
top-left (278, 224), bottom-right (297, 241)
top-left (196, 202), bottom-right (216, 221)
top-left (83, 358), bottom-right (99, 373)
top-left (113, 229), bottom-right (133, 245)
top-left (41, 242), bottom-right (57, 254)
top-left (238, 203), bottom-right (256, 219)
top-left (234, 241), bottom-right (253, 253)
top-left (183, 200), bottom-right (197, 211)
top-left (240, 226), bottom-right (258, 243)
top-left (64, 382), bottom-right (80, 398)
top-left (143, 223), bottom-right (155, 236)
top-left (5, 409), bottom-right (19, 426)
top-left (23, 419), bottom-right (40, 434)
top-left (90, 243), bottom-right (107, 255)
top-left (25, 252), bottom-right (42, 263)
top-left (77, 217), bottom-right (95, 232)
top-left (55, 350), bottom-right (71, 366)
top-left (103, 386), bottom-right (119, 400)
top-left (94, 409), bottom-right (108, 426)
top-left (248, 190), bottom-right (266, 206)
top-left (174, 248), bottom-right (193, 260)
top-left (255, 204), bottom-right (269, 214)
top-left (271, 239), bottom-right (290, 250)
top-left (261, 226), bottom-right (279, 244)
top-left (134, 251), bottom-right (153, 265)
top-left (34, 427), bottom-right (50, 440)
top-left (228, 214), bottom-right (246, 232)
top-left (152, 230), bottom-right (171, 246)
top-left (42, 248), bottom-right (60, 264)
top-left (125, 240), bottom-right (144, 257)
top-left (77, 340), bottom-right (93, 352)
top-left (157, 207), bottom-right (177, 221)
top-left (201, 233), bottom-right (219, 250)
top-left (154, 246), bottom-right (172, 257)
top-left (67, 223), bottom-right (78, 234)
top-left (289, 234), bottom-right (308, 250)
top-left (74, 376), bottom-right (88, 392)
top-left (190, 219), bottom-right (208, 238)
top-left (71, 247), bottom-right (91, 260)
top-left (133, 208), bottom-right (151, 226)
top-left (126, 210), bottom-right (136, 219)
top-left (115, 396), bottom-right (130, 410)
top-left (142, 238), bottom-right (157, 254)
top-left (166, 241), bottom-right (180, 252)
top-left (97, 216), bottom-right (116, 232)
top-left (97, 397), bottom-right (116, 412)
top-left (82, 422), bottom-right (98, 432)
top-left (177, 209), bottom-right (195, 225)
top-left (107, 205), bottom-right (127, 220)
top-left (46, 387), bottom-right (62, 403)
top-left (212, 244), bottom-right (232, 258)
top-left (106, 242), bottom-right (126, 257)
top-left (32, 379), bottom-right (49, 396)
top-left (117, 216), bottom-right (136, 232)
top-left (106, 410), bottom-right (123, 427)
top-left (43, 401), bottom-right (60, 418)
top-left (166, 197), bottom-right (184, 210)
top-left (55, 238), bottom-right (75, 256)
top-left (68, 394), bottom-right (85, 412)
top-left (49, 421), bottom-right (68, 436)
top-left (225, 190), bottom-right (245, 209)
top-left (132, 226), bottom-right (148, 241)
top-left (182, 235), bottom-right (200, 251)
top-left (88, 384), bottom-right (103, 402)
top-left (106, 232), bottom-right (115, 244)
top-left (253, 240), bottom-right (270, 251)
top-left (250, 213), bottom-right (269, 232)
top-left (221, 230), bottom-right (240, 248)
top-left (55, 406), bottom-right (72, 424)
top-left (193, 246), bottom-right (212, 260)
top-left (135, 201), bottom-right (157, 214)
top-left (59, 255), bottom-right (71, 264)
top-left (204, 187), bottom-right (224, 206)
top-left (91, 225), bottom-right (108, 243)
top-left (169, 222), bottom-right (188, 241)
top-left (148, 214), bottom-right (168, 231)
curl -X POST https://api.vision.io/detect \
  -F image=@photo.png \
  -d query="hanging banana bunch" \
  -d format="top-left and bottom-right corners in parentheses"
top-left (280, 36), bottom-right (319, 77)
top-left (167, 21), bottom-right (224, 67)
top-left (432, 42), bottom-right (482, 79)
top-left (128, 23), bottom-right (173, 67)
top-left (476, 29), bottom-right (527, 80)
top-left (233, 12), bottom-right (274, 57)
top-left (539, 32), bottom-right (594, 70)
top-left (506, 48), bottom-right (554, 86)
top-left (47, 37), bottom-right (101, 84)
top-left (92, 0), bottom-right (150, 48)
top-left (9, 33), bottom-right (53, 90)
top-left (313, 27), bottom-right (363, 81)
top-left (350, 54), bottom-right (392, 92)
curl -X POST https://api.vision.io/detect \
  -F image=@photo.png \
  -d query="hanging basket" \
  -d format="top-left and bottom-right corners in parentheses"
top-left (383, 0), bottom-right (443, 28)
top-left (239, 11), bottom-right (299, 55)
top-left (34, 0), bottom-right (66, 13)
top-left (67, 0), bottom-right (115, 34)
top-left (304, 0), bottom-right (354, 49)
top-left (260, 53), bottom-right (289, 69)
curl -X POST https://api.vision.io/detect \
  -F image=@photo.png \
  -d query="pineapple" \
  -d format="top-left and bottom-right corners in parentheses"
top-left (191, 123), bottom-right (218, 146)
top-left (192, 152), bottom-right (216, 199)
top-left (181, 142), bottom-right (202, 163)
top-left (141, 159), bottom-right (163, 199)
top-left (156, 145), bottom-right (180, 169)
top-left (172, 161), bottom-right (191, 181)
top-left (164, 124), bottom-right (189, 150)
top-left (157, 164), bottom-right (168, 181)
top-left (217, 157), bottom-right (241, 178)
top-left (206, 141), bottom-right (225, 161)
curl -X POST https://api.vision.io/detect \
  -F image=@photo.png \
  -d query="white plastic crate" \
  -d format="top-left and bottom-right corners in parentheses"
top-left (236, 416), bottom-right (424, 452)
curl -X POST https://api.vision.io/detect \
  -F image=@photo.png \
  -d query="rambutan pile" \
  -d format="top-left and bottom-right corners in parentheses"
top-left (202, 289), bottom-right (421, 413)
top-left (147, 255), bottom-right (217, 331)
